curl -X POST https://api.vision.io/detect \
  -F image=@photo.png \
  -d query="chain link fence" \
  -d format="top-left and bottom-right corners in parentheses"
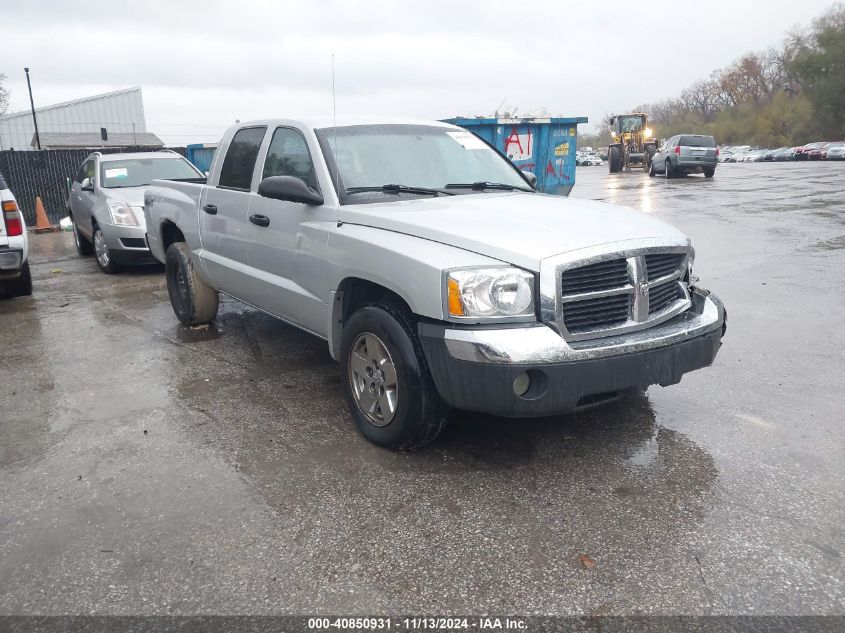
top-left (0, 147), bottom-right (186, 225)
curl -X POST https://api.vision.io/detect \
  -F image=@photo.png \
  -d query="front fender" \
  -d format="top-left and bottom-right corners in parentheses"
top-left (324, 224), bottom-right (508, 359)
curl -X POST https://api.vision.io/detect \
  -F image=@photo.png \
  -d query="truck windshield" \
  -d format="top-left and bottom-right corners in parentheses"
top-left (100, 157), bottom-right (201, 189)
top-left (315, 125), bottom-right (530, 197)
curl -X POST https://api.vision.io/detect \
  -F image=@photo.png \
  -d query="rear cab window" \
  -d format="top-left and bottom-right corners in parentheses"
top-left (679, 136), bottom-right (716, 148)
top-left (218, 127), bottom-right (267, 190)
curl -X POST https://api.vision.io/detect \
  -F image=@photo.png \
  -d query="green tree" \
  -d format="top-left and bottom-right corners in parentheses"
top-left (790, 4), bottom-right (845, 137)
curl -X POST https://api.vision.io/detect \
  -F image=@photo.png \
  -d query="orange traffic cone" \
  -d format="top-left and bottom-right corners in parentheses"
top-left (34, 196), bottom-right (54, 233)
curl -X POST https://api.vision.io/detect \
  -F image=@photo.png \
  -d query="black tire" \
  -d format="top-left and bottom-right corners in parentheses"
top-left (648, 160), bottom-right (656, 177)
top-left (704, 167), bottom-right (715, 178)
top-left (71, 215), bottom-right (93, 256)
top-left (644, 146), bottom-right (656, 172)
top-left (6, 261), bottom-right (33, 297)
top-left (665, 160), bottom-right (674, 179)
top-left (340, 303), bottom-right (449, 450)
top-left (608, 146), bottom-right (622, 173)
top-left (165, 242), bottom-right (219, 326)
top-left (92, 225), bottom-right (121, 274)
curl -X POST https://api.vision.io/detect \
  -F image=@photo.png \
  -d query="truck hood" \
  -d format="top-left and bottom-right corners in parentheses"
top-left (337, 192), bottom-right (688, 270)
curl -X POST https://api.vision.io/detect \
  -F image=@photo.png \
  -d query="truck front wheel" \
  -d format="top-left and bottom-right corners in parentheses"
top-left (341, 304), bottom-right (449, 450)
top-left (165, 242), bottom-right (219, 326)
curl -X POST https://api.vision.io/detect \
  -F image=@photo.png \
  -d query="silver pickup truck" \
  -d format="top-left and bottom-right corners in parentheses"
top-left (144, 118), bottom-right (726, 450)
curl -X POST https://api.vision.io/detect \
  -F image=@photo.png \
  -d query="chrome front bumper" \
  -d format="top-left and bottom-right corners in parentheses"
top-left (443, 288), bottom-right (725, 365)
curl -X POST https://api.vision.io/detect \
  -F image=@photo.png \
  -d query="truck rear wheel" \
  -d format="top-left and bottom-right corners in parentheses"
top-left (165, 242), bottom-right (219, 326)
top-left (341, 303), bottom-right (449, 450)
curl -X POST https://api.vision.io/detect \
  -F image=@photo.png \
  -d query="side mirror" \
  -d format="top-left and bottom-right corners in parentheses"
top-left (521, 170), bottom-right (538, 189)
top-left (258, 176), bottom-right (323, 206)
top-left (81, 178), bottom-right (94, 192)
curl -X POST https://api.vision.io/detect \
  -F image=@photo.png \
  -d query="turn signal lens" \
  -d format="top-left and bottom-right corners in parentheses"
top-left (447, 277), bottom-right (465, 316)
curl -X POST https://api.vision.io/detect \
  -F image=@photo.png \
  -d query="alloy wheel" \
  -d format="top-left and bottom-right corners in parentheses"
top-left (94, 230), bottom-right (110, 268)
top-left (348, 332), bottom-right (399, 426)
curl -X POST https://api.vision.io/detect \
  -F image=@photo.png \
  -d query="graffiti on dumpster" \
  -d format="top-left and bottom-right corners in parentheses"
top-left (503, 127), bottom-right (532, 161)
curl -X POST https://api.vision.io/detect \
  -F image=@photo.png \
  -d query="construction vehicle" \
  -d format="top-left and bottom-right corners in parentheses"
top-left (607, 113), bottom-right (658, 173)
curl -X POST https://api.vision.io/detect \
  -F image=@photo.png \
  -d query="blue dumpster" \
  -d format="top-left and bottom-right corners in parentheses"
top-left (443, 116), bottom-right (588, 195)
top-left (185, 143), bottom-right (218, 174)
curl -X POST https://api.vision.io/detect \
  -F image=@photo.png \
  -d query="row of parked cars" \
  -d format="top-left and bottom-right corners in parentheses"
top-left (720, 141), bottom-right (845, 163)
top-left (575, 152), bottom-right (603, 166)
top-left (3, 117), bottom-right (727, 451)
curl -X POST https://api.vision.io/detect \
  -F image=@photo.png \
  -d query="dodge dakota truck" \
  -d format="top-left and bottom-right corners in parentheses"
top-left (144, 118), bottom-right (726, 450)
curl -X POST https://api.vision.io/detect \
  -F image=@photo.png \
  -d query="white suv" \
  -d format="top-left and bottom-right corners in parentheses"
top-left (0, 172), bottom-right (32, 298)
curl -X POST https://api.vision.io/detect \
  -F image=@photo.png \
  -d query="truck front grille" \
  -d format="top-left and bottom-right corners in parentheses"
top-left (555, 248), bottom-right (691, 340)
top-left (561, 258), bottom-right (629, 294)
top-left (648, 280), bottom-right (682, 314)
top-left (563, 293), bottom-right (631, 333)
top-left (644, 253), bottom-right (684, 280)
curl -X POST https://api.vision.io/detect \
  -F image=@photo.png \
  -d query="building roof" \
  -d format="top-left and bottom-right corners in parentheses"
top-left (32, 131), bottom-right (164, 149)
top-left (0, 87), bottom-right (143, 121)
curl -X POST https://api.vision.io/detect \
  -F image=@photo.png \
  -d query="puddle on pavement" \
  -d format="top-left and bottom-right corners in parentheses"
top-left (808, 234), bottom-right (845, 251)
top-left (176, 323), bottom-right (223, 343)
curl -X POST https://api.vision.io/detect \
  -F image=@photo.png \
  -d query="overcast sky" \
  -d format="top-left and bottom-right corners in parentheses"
top-left (1, 0), bottom-right (836, 143)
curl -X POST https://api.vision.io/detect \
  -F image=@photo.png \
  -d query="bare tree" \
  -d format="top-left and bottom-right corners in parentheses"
top-left (0, 74), bottom-right (10, 115)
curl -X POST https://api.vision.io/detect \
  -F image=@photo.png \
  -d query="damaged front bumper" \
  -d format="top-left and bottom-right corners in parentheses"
top-left (418, 287), bottom-right (726, 417)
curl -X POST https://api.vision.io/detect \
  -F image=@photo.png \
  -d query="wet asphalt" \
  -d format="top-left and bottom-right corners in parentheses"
top-left (0, 161), bottom-right (843, 616)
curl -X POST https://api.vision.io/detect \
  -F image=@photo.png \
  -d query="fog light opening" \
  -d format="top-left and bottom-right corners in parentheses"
top-left (513, 372), bottom-right (531, 397)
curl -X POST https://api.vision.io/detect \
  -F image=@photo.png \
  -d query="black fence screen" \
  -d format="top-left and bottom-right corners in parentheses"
top-left (0, 147), bottom-right (186, 225)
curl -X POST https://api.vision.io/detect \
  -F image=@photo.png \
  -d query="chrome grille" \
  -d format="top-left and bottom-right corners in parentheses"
top-left (645, 253), bottom-right (684, 281)
top-left (550, 247), bottom-right (692, 341)
top-left (648, 280), bottom-right (682, 314)
top-left (561, 259), bottom-right (629, 294)
top-left (563, 293), bottom-right (631, 332)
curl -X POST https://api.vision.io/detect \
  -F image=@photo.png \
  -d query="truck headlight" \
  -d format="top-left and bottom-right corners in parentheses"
top-left (645, 127), bottom-right (653, 138)
top-left (106, 199), bottom-right (139, 226)
top-left (446, 267), bottom-right (535, 320)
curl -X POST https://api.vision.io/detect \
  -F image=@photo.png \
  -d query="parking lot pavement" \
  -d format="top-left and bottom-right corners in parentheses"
top-left (1, 161), bottom-right (843, 615)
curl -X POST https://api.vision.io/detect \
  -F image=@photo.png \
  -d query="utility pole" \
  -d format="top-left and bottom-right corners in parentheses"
top-left (24, 67), bottom-right (41, 150)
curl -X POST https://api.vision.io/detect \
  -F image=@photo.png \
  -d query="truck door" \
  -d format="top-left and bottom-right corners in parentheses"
top-left (199, 126), bottom-right (266, 296)
top-left (244, 125), bottom-right (332, 332)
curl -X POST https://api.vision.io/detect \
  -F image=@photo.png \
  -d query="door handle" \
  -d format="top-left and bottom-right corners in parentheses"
top-left (249, 214), bottom-right (270, 228)
top-left (203, 204), bottom-right (218, 215)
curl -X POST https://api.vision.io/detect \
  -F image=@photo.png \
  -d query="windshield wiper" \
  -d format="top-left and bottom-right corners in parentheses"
top-left (345, 184), bottom-right (453, 196)
top-left (444, 181), bottom-right (533, 192)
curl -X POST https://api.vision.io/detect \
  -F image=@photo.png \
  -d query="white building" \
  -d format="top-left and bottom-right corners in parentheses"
top-left (0, 87), bottom-right (150, 151)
